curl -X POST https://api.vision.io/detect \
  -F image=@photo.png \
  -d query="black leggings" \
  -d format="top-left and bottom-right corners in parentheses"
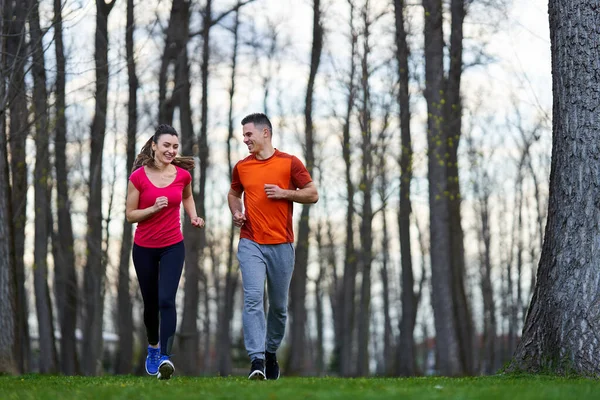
top-left (132, 240), bottom-right (185, 356)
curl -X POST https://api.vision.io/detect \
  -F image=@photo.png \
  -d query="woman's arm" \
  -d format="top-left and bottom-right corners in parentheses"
top-left (182, 183), bottom-right (205, 228)
top-left (125, 181), bottom-right (166, 223)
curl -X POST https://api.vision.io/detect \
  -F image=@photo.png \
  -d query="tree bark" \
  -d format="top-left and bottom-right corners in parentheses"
top-left (445, 0), bottom-right (473, 375)
top-left (82, 0), bottom-right (116, 376)
top-left (423, 0), bottom-right (463, 376)
top-left (394, 0), bottom-right (416, 377)
top-left (53, 0), bottom-right (78, 376)
top-left (5, 0), bottom-right (30, 373)
top-left (287, 0), bottom-right (322, 376)
top-left (0, 1), bottom-right (18, 372)
top-left (29, 0), bottom-right (59, 373)
top-left (115, 0), bottom-right (137, 374)
top-left (509, 0), bottom-right (600, 375)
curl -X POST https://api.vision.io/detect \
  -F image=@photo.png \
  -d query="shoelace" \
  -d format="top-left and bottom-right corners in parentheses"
top-left (149, 348), bottom-right (161, 363)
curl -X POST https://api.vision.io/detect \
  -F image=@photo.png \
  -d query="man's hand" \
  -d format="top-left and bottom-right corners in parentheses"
top-left (233, 211), bottom-right (246, 227)
top-left (264, 184), bottom-right (286, 200)
top-left (191, 216), bottom-right (205, 228)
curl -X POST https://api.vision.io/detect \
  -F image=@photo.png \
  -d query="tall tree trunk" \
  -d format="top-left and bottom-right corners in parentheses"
top-left (178, 0), bottom-right (201, 375)
top-left (0, 2), bottom-right (18, 372)
top-left (423, 0), bottom-right (463, 376)
top-left (394, 0), bottom-right (416, 377)
top-left (445, 0), bottom-right (473, 375)
top-left (509, 0), bottom-right (600, 375)
top-left (378, 170), bottom-right (392, 375)
top-left (29, 0), bottom-right (58, 373)
top-left (115, 0), bottom-right (137, 374)
top-left (218, 4), bottom-right (241, 376)
top-left (356, 1), bottom-right (374, 376)
top-left (5, 0), bottom-right (30, 373)
top-left (53, 0), bottom-right (78, 376)
top-left (82, 0), bottom-right (116, 376)
top-left (287, 0), bottom-right (322, 376)
top-left (339, 0), bottom-right (358, 377)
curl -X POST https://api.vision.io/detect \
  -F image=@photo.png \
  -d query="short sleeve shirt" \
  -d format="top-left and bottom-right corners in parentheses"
top-left (231, 149), bottom-right (312, 244)
top-left (129, 165), bottom-right (192, 248)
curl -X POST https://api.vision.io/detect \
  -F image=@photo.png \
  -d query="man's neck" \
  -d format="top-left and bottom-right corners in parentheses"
top-left (255, 146), bottom-right (275, 160)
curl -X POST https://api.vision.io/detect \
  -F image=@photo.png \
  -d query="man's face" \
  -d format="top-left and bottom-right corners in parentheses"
top-left (242, 122), bottom-right (268, 154)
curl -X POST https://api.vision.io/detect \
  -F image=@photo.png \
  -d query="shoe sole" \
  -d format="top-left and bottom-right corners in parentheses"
top-left (248, 370), bottom-right (266, 380)
top-left (158, 360), bottom-right (174, 380)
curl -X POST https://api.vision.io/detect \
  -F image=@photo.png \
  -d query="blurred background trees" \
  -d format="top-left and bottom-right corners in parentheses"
top-left (0, 0), bottom-right (553, 376)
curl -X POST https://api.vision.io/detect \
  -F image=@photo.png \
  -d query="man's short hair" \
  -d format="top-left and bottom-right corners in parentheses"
top-left (241, 113), bottom-right (272, 134)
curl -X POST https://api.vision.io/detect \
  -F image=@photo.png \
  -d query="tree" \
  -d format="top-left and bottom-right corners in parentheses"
top-left (29, 0), bottom-right (58, 373)
top-left (4, 0), bottom-right (31, 373)
top-left (394, 0), bottom-right (417, 377)
top-left (287, 0), bottom-right (323, 375)
top-left (115, 0), bottom-right (138, 374)
top-left (53, 0), bottom-right (78, 376)
top-left (509, 0), bottom-right (600, 375)
top-left (82, 0), bottom-right (117, 376)
top-left (0, 0), bottom-right (18, 373)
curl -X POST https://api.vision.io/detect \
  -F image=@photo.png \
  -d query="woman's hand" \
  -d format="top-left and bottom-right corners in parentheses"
top-left (191, 216), bottom-right (205, 228)
top-left (153, 196), bottom-right (169, 212)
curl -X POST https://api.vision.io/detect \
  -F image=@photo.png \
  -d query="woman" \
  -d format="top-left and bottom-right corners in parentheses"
top-left (126, 124), bottom-right (204, 380)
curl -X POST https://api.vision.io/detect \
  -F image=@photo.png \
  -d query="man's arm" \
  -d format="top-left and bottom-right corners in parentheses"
top-left (264, 181), bottom-right (319, 204)
top-left (228, 188), bottom-right (246, 227)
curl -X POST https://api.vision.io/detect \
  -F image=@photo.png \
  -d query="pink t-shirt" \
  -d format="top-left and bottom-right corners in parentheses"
top-left (129, 165), bottom-right (192, 248)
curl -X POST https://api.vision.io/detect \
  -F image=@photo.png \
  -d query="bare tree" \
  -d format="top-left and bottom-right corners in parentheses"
top-left (53, 0), bottom-right (78, 376)
top-left (29, 0), bottom-right (58, 373)
top-left (339, 0), bottom-right (358, 377)
top-left (217, 2), bottom-right (242, 376)
top-left (0, 0), bottom-right (18, 372)
top-left (82, 0), bottom-right (117, 376)
top-left (394, 0), bottom-right (416, 377)
top-left (115, 0), bottom-right (138, 374)
top-left (287, 0), bottom-right (323, 375)
top-left (509, 0), bottom-right (600, 375)
top-left (423, 0), bottom-right (463, 375)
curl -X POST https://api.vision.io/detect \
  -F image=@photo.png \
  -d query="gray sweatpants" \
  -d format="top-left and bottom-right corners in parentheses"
top-left (237, 238), bottom-right (295, 361)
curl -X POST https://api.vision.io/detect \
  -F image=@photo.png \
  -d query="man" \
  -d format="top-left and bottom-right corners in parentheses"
top-left (228, 113), bottom-right (319, 380)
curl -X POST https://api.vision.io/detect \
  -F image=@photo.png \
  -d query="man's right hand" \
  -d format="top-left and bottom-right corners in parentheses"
top-left (233, 211), bottom-right (246, 227)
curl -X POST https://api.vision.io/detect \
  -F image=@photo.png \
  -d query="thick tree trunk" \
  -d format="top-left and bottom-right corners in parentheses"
top-left (53, 0), bottom-right (78, 376)
top-left (423, 0), bottom-right (463, 376)
top-left (5, 0), bottom-right (30, 373)
top-left (82, 0), bottom-right (116, 376)
top-left (394, 0), bottom-right (416, 377)
top-left (29, 0), bottom-right (58, 373)
top-left (509, 0), bottom-right (600, 375)
top-left (0, 4), bottom-right (18, 372)
top-left (286, 0), bottom-right (322, 376)
top-left (115, 0), bottom-right (137, 374)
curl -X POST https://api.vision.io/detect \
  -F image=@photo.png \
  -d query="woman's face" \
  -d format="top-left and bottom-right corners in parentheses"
top-left (152, 134), bottom-right (179, 165)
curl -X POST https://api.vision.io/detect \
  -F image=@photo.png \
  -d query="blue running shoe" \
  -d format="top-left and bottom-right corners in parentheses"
top-left (157, 355), bottom-right (175, 380)
top-left (145, 346), bottom-right (160, 375)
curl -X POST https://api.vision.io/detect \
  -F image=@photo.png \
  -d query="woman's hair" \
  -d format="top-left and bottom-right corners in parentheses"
top-left (131, 124), bottom-right (195, 172)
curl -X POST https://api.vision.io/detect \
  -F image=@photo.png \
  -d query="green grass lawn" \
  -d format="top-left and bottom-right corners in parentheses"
top-left (2, 374), bottom-right (600, 400)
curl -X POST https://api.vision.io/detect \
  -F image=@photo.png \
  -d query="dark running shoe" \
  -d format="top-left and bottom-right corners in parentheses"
top-left (265, 351), bottom-right (280, 380)
top-left (248, 358), bottom-right (266, 380)
top-left (157, 355), bottom-right (175, 380)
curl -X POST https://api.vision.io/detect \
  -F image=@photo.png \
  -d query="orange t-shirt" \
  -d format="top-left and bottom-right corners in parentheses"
top-left (231, 149), bottom-right (313, 244)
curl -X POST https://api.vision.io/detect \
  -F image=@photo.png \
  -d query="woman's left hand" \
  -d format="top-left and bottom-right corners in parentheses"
top-left (191, 216), bottom-right (205, 228)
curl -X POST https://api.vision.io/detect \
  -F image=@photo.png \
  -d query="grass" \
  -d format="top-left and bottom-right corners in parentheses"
top-left (2, 374), bottom-right (600, 399)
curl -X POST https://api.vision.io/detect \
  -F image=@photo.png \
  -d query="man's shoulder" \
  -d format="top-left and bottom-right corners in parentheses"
top-left (236, 154), bottom-right (256, 166)
top-left (273, 149), bottom-right (294, 159)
